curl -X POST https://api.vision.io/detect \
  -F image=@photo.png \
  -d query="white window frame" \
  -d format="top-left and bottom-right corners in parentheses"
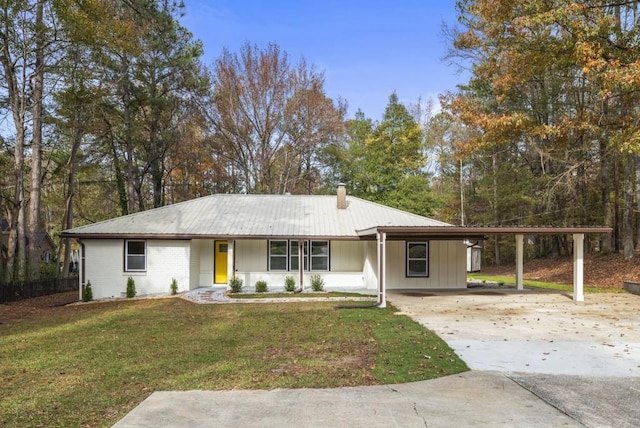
top-left (268, 240), bottom-right (330, 272)
top-left (125, 240), bottom-right (147, 272)
top-left (268, 240), bottom-right (288, 271)
top-left (310, 240), bottom-right (329, 271)
top-left (290, 240), bottom-right (308, 271)
top-left (406, 241), bottom-right (429, 277)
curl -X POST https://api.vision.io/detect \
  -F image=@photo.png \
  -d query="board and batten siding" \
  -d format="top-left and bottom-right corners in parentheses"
top-left (82, 239), bottom-right (191, 299)
top-left (383, 240), bottom-right (467, 289)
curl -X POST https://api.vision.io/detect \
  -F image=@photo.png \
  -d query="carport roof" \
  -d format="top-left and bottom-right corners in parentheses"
top-left (357, 225), bottom-right (612, 239)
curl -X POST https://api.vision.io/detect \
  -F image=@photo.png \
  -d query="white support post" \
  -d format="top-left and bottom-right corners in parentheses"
top-left (298, 240), bottom-right (304, 292)
top-left (573, 233), bottom-right (584, 302)
top-left (377, 231), bottom-right (387, 308)
top-left (227, 240), bottom-right (235, 284)
top-left (515, 234), bottom-right (524, 291)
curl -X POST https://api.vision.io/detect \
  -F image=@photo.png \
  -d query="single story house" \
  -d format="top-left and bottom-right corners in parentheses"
top-left (61, 186), bottom-right (609, 305)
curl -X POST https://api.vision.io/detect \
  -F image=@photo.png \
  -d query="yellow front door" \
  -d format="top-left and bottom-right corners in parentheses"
top-left (214, 241), bottom-right (228, 284)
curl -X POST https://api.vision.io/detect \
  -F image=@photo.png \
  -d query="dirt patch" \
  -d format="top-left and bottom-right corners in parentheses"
top-left (0, 291), bottom-right (79, 324)
top-left (481, 253), bottom-right (640, 289)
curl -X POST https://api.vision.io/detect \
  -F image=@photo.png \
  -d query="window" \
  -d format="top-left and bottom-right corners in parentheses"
top-left (406, 242), bottom-right (428, 277)
top-left (268, 240), bottom-right (329, 271)
top-left (290, 241), bottom-right (308, 271)
top-left (125, 240), bottom-right (146, 271)
top-left (311, 241), bottom-right (329, 271)
top-left (269, 241), bottom-right (288, 270)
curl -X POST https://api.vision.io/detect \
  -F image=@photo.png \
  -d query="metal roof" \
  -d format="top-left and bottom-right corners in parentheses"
top-left (61, 194), bottom-right (450, 239)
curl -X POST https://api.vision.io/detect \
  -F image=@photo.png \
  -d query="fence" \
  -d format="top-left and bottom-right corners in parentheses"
top-left (0, 277), bottom-right (79, 304)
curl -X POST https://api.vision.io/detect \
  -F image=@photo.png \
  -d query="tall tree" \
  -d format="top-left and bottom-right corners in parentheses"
top-left (327, 94), bottom-right (439, 216)
top-left (0, 0), bottom-right (58, 281)
top-left (209, 42), bottom-right (345, 194)
top-left (444, 0), bottom-right (640, 258)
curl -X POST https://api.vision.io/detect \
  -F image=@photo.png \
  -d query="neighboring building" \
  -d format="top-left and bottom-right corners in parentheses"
top-left (61, 186), bottom-right (473, 302)
top-left (1, 219), bottom-right (57, 266)
top-left (466, 240), bottom-right (482, 272)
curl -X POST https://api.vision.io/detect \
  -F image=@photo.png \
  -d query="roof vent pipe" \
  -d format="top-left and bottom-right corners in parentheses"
top-left (337, 183), bottom-right (347, 209)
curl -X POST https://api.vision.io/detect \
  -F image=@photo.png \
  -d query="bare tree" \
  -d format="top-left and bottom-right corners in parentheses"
top-left (209, 43), bottom-right (345, 194)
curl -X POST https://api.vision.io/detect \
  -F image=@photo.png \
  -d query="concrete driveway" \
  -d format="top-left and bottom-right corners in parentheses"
top-left (387, 288), bottom-right (640, 427)
top-left (387, 288), bottom-right (640, 376)
top-left (114, 289), bottom-right (640, 427)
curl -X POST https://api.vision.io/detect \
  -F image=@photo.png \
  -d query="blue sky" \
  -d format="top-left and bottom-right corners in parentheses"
top-left (181, 1), bottom-right (468, 121)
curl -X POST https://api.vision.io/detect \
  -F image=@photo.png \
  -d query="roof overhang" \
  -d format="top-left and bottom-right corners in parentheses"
top-left (357, 226), bottom-right (612, 239)
top-left (62, 226), bottom-right (612, 241)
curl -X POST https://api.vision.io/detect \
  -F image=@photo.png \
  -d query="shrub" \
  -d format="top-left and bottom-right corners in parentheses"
top-left (229, 276), bottom-right (243, 293)
top-left (284, 276), bottom-right (296, 292)
top-left (126, 276), bottom-right (136, 298)
top-left (255, 280), bottom-right (268, 293)
top-left (170, 278), bottom-right (178, 295)
top-left (310, 274), bottom-right (325, 292)
top-left (82, 281), bottom-right (93, 302)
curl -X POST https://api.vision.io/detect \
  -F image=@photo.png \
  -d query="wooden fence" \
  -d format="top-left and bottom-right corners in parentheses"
top-left (0, 277), bottom-right (79, 304)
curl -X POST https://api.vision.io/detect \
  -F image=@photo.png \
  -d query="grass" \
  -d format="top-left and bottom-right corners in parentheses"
top-left (0, 298), bottom-right (467, 427)
top-left (468, 274), bottom-right (626, 293)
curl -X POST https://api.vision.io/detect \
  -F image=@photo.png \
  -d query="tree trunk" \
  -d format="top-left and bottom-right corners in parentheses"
top-left (600, 138), bottom-right (612, 252)
top-left (59, 125), bottom-right (82, 278)
top-left (635, 153), bottom-right (640, 252)
top-left (27, 0), bottom-right (45, 280)
top-left (0, 23), bottom-right (27, 282)
top-left (622, 154), bottom-right (634, 259)
top-left (614, 152), bottom-right (621, 253)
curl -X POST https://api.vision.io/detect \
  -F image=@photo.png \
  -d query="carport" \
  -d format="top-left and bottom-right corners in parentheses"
top-left (360, 226), bottom-right (612, 307)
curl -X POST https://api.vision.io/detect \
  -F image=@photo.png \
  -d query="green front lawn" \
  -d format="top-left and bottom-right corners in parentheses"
top-left (0, 298), bottom-right (467, 427)
top-left (468, 274), bottom-right (625, 293)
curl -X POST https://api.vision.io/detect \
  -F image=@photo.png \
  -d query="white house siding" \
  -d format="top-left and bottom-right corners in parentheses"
top-left (82, 239), bottom-right (191, 299)
top-left (194, 239), bottom-right (214, 288)
top-left (232, 239), bottom-right (367, 291)
top-left (189, 240), bottom-right (202, 290)
top-left (384, 240), bottom-right (467, 290)
top-left (363, 241), bottom-right (378, 290)
top-left (330, 241), bottom-right (364, 271)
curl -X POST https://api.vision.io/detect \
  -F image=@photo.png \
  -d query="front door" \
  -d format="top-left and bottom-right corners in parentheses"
top-left (214, 241), bottom-right (228, 284)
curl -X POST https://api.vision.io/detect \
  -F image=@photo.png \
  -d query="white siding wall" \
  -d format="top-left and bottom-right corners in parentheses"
top-left (233, 239), bottom-right (366, 291)
top-left (83, 239), bottom-right (191, 299)
top-left (384, 240), bottom-right (467, 290)
top-left (330, 241), bottom-right (363, 271)
top-left (196, 239), bottom-right (215, 287)
top-left (363, 241), bottom-right (378, 290)
top-left (82, 237), bottom-right (467, 299)
top-left (190, 240), bottom-right (202, 290)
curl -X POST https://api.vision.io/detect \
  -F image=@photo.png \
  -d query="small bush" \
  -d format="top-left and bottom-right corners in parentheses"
top-left (229, 276), bottom-right (243, 293)
top-left (126, 276), bottom-right (136, 298)
top-left (82, 281), bottom-right (93, 302)
top-left (284, 276), bottom-right (296, 292)
top-left (310, 274), bottom-right (325, 292)
top-left (255, 280), bottom-right (268, 293)
top-left (170, 278), bottom-right (178, 295)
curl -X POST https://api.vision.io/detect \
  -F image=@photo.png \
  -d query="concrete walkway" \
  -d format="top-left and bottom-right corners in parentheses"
top-left (114, 289), bottom-right (640, 427)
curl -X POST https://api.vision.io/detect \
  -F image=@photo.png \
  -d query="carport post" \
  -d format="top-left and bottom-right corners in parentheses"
top-left (573, 233), bottom-right (584, 302)
top-left (377, 231), bottom-right (387, 308)
top-left (515, 234), bottom-right (524, 291)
